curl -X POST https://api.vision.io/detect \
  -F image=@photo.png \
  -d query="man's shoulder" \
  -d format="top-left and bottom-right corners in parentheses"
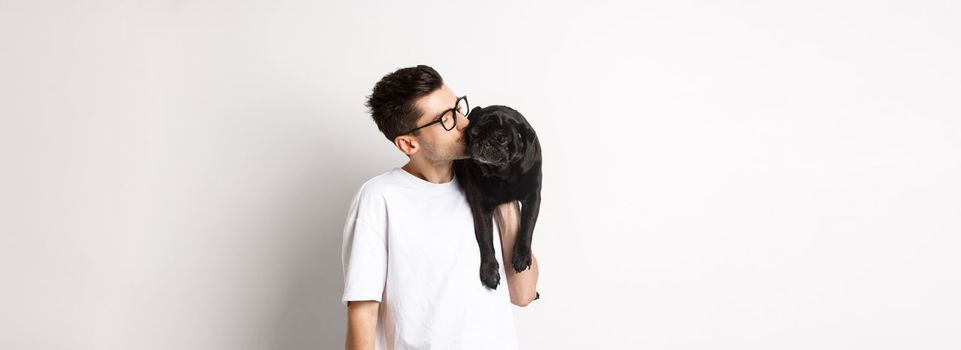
top-left (354, 168), bottom-right (402, 199)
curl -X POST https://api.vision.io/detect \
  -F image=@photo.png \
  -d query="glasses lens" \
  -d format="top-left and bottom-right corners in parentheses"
top-left (440, 110), bottom-right (456, 130)
top-left (458, 97), bottom-right (469, 118)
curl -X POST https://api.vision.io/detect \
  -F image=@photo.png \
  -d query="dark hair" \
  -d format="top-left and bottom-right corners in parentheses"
top-left (364, 65), bottom-right (445, 142)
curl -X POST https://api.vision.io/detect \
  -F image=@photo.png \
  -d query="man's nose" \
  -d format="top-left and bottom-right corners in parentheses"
top-left (457, 113), bottom-right (470, 131)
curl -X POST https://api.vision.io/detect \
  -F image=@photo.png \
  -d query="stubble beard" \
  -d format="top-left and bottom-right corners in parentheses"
top-left (423, 138), bottom-right (467, 162)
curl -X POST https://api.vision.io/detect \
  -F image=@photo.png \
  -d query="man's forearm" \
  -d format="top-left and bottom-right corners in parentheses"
top-left (346, 322), bottom-right (374, 350)
top-left (494, 201), bottom-right (540, 306)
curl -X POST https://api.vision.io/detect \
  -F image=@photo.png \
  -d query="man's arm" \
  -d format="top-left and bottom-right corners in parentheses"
top-left (494, 201), bottom-right (540, 307)
top-left (346, 300), bottom-right (379, 350)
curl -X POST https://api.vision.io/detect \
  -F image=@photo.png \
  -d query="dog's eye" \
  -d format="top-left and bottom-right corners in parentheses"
top-left (496, 135), bottom-right (508, 144)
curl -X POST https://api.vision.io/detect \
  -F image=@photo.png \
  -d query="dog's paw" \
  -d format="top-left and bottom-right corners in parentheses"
top-left (479, 260), bottom-right (500, 290)
top-left (512, 246), bottom-right (532, 273)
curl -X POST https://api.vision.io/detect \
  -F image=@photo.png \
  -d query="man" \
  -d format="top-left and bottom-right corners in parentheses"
top-left (342, 65), bottom-right (539, 350)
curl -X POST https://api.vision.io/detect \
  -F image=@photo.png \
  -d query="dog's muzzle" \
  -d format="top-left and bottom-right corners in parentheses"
top-left (472, 140), bottom-right (510, 166)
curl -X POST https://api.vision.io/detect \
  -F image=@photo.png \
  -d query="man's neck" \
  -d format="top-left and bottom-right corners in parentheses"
top-left (402, 158), bottom-right (454, 184)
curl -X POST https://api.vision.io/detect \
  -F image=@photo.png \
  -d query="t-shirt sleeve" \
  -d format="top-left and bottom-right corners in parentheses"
top-left (340, 183), bottom-right (388, 307)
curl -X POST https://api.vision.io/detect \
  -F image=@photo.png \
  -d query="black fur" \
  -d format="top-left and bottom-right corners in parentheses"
top-left (453, 105), bottom-right (542, 290)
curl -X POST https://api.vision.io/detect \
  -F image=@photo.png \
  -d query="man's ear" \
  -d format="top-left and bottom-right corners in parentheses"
top-left (394, 135), bottom-right (419, 156)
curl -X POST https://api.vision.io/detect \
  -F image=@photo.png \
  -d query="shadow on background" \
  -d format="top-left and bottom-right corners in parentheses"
top-left (265, 128), bottom-right (396, 349)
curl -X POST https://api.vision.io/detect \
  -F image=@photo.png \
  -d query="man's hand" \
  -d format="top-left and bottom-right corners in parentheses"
top-left (494, 201), bottom-right (540, 307)
top-left (346, 300), bottom-right (379, 350)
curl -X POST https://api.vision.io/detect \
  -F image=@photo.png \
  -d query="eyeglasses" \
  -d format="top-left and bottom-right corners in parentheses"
top-left (397, 95), bottom-right (470, 136)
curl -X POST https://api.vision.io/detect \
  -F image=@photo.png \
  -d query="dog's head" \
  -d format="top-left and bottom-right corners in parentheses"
top-left (464, 105), bottom-right (539, 172)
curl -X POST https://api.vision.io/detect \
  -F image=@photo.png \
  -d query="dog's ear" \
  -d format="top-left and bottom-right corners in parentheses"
top-left (517, 123), bottom-right (540, 173)
top-left (468, 106), bottom-right (484, 119)
top-left (521, 121), bottom-right (536, 141)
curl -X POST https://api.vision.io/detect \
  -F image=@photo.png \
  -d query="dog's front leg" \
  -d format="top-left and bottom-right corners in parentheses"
top-left (470, 204), bottom-right (500, 289)
top-left (513, 189), bottom-right (541, 273)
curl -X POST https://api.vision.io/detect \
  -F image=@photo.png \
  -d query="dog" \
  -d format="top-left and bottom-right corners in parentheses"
top-left (453, 105), bottom-right (542, 290)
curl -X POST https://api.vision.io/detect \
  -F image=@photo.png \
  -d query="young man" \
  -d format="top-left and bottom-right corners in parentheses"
top-left (342, 65), bottom-right (539, 350)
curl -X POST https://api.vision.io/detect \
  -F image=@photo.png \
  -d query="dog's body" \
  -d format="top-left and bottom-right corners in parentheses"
top-left (453, 105), bottom-right (542, 290)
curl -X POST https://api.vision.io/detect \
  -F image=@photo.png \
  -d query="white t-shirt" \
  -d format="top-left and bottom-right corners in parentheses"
top-left (341, 166), bottom-right (520, 350)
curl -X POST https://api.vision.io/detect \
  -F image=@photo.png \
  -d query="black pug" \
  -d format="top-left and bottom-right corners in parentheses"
top-left (453, 105), bottom-right (542, 290)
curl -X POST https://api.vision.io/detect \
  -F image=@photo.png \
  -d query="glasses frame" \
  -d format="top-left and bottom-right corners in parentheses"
top-left (397, 95), bottom-right (470, 137)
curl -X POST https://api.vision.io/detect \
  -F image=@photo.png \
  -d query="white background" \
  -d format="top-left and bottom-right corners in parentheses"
top-left (1, 0), bottom-right (959, 349)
